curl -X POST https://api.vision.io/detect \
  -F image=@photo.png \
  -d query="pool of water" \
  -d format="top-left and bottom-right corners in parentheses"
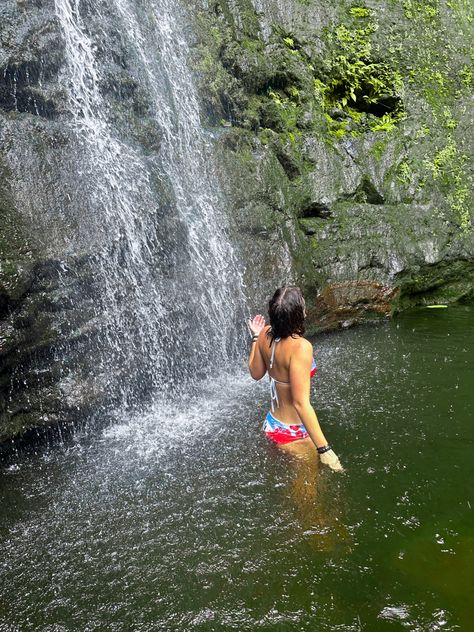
top-left (1, 305), bottom-right (473, 631)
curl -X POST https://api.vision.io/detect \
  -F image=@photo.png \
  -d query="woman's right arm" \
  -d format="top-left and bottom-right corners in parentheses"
top-left (289, 339), bottom-right (343, 471)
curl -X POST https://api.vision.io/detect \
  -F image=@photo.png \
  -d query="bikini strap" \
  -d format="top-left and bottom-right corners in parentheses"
top-left (269, 336), bottom-right (281, 369)
top-left (269, 376), bottom-right (279, 412)
top-left (269, 337), bottom-right (282, 411)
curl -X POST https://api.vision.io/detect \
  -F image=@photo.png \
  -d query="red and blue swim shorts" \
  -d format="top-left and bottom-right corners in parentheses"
top-left (263, 411), bottom-right (309, 444)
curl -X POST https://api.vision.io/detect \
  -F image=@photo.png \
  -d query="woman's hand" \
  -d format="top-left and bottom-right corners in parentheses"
top-left (248, 314), bottom-right (266, 337)
top-left (319, 449), bottom-right (344, 472)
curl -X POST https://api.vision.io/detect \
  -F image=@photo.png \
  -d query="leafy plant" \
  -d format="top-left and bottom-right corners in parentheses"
top-left (397, 160), bottom-right (412, 184)
top-left (423, 136), bottom-right (472, 230)
top-left (317, 15), bottom-right (405, 135)
top-left (349, 6), bottom-right (372, 18)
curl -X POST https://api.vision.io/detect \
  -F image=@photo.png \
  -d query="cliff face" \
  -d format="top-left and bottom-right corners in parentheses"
top-left (1, 0), bottom-right (248, 445)
top-left (189, 0), bottom-right (474, 331)
top-left (0, 0), bottom-right (473, 443)
top-left (0, 0), bottom-right (168, 443)
top-left (0, 0), bottom-right (88, 441)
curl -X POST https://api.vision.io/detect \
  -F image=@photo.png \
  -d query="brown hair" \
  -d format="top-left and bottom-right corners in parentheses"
top-left (267, 286), bottom-right (306, 343)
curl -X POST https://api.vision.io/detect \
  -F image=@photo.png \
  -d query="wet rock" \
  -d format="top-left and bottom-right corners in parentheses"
top-left (0, 0), bottom-right (172, 444)
top-left (312, 281), bottom-right (399, 332)
top-left (190, 0), bottom-right (474, 324)
top-left (1, 0), bottom-right (474, 445)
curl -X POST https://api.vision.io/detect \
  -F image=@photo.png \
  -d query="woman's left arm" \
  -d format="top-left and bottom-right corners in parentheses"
top-left (248, 315), bottom-right (267, 380)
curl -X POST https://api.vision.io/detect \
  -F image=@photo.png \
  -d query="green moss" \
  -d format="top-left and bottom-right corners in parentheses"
top-left (210, 26), bottom-right (223, 46)
top-left (192, 0), bottom-right (473, 237)
top-left (349, 6), bottom-right (372, 18)
top-left (370, 138), bottom-right (388, 160)
top-left (316, 10), bottom-right (405, 138)
top-left (194, 3), bottom-right (408, 146)
top-left (241, 37), bottom-right (264, 52)
top-left (423, 135), bottom-right (472, 230)
top-left (402, 0), bottom-right (439, 21)
top-left (394, 260), bottom-right (474, 312)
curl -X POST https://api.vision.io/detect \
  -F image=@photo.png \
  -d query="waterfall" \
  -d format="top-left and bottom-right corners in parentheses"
top-left (51, 0), bottom-right (246, 410)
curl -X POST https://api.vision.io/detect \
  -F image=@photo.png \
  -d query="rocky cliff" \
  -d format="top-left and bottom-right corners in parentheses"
top-left (0, 0), bottom-right (206, 443)
top-left (189, 0), bottom-right (474, 331)
top-left (1, 0), bottom-right (473, 443)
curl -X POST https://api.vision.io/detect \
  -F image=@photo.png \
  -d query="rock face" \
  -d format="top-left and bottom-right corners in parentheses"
top-left (0, 0), bottom-right (91, 442)
top-left (188, 0), bottom-right (474, 332)
top-left (0, 0), bottom-right (473, 443)
top-left (0, 0), bottom-right (189, 443)
top-left (0, 0), bottom-right (247, 445)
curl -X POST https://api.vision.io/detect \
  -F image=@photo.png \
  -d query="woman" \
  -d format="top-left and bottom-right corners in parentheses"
top-left (248, 286), bottom-right (343, 471)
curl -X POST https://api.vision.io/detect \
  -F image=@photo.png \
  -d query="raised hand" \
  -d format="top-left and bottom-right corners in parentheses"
top-left (248, 314), bottom-right (266, 337)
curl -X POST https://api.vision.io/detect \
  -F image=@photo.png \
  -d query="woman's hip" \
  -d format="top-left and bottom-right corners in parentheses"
top-left (263, 410), bottom-right (309, 444)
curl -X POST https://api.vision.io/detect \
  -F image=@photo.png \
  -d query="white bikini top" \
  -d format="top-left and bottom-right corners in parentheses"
top-left (268, 337), bottom-right (289, 411)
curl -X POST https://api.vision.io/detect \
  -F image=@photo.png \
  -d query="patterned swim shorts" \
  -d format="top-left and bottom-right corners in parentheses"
top-left (263, 411), bottom-right (309, 444)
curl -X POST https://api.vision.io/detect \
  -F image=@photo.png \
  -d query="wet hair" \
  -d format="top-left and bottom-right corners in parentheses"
top-left (267, 286), bottom-right (306, 343)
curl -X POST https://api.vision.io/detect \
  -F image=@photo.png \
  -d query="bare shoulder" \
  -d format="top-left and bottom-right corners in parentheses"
top-left (292, 336), bottom-right (313, 358)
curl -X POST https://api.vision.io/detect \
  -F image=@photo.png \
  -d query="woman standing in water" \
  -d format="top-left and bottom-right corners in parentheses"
top-left (248, 286), bottom-right (343, 471)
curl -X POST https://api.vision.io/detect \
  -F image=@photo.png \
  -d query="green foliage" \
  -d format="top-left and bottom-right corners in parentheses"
top-left (266, 89), bottom-right (301, 133)
top-left (317, 13), bottom-right (405, 137)
top-left (369, 113), bottom-right (399, 132)
top-left (349, 6), bottom-right (372, 18)
top-left (460, 64), bottom-right (473, 87)
top-left (268, 89), bottom-right (283, 106)
top-left (210, 26), bottom-right (223, 45)
top-left (424, 138), bottom-right (457, 180)
top-left (397, 159), bottom-right (412, 184)
top-left (402, 0), bottom-right (439, 21)
top-left (287, 85), bottom-right (300, 100)
top-left (313, 78), bottom-right (326, 103)
top-left (324, 113), bottom-right (350, 139)
top-left (415, 125), bottom-right (430, 139)
top-left (443, 106), bottom-right (457, 130)
top-left (334, 22), bottom-right (376, 58)
top-left (423, 136), bottom-right (472, 230)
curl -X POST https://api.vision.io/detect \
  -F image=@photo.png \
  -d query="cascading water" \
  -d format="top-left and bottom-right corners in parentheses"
top-left (51, 0), bottom-right (247, 411)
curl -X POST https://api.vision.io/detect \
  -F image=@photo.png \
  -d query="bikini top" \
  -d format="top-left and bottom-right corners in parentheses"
top-left (268, 337), bottom-right (317, 411)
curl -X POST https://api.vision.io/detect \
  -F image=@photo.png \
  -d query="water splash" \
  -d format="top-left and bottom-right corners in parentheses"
top-left (52, 0), bottom-right (246, 408)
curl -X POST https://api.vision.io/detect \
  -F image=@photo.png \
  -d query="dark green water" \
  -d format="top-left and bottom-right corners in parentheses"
top-left (1, 305), bottom-right (473, 631)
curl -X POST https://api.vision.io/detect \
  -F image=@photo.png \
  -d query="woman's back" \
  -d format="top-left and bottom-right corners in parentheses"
top-left (258, 326), bottom-right (312, 425)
